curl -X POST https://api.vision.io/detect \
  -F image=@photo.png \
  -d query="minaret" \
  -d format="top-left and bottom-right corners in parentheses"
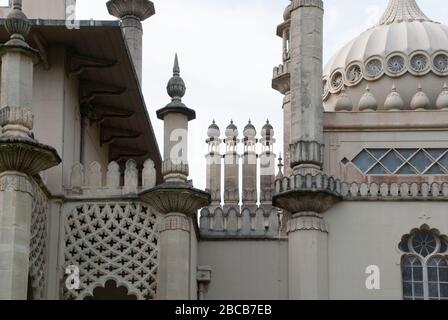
top-left (0, 0), bottom-right (61, 299)
top-left (272, 2), bottom-right (292, 177)
top-left (288, 0), bottom-right (324, 175)
top-left (140, 55), bottom-right (210, 300)
top-left (205, 120), bottom-right (222, 207)
top-left (259, 120), bottom-right (276, 206)
top-left (107, 0), bottom-right (155, 84)
top-left (223, 121), bottom-right (240, 208)
top-left (272, 0), bottom-right (342, 300)
top-left (242, 120), bottom-right (258, 209)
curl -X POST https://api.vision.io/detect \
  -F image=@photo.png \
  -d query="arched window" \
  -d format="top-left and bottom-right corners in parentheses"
top-left (399, 226), bottom-right (448, 300)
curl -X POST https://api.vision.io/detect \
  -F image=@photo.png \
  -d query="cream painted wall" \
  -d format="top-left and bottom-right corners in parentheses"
top-left (198, 240), bottom-right (288, 300)
top-left (0, 0), bottom-right (73, 19)
top-left (325, 201), bottom-right (448, 300)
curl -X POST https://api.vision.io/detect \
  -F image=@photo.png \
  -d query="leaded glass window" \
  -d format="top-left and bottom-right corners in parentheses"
top-left (348, 148), bottom-right (448, 175)
top-left (399, 228), bottom-right (448, 300)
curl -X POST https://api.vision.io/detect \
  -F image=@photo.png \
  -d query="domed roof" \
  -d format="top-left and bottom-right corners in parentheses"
top-left (225, 120), bottom-right (238, 139)
top-left (261, 120), bottom-right (274, 140)
top-left (323, 0), bottom-right (448, 112)
top-left (207, 120), bottom-right (220, 138)
top-left (243, 120), bottom-right (257, 139)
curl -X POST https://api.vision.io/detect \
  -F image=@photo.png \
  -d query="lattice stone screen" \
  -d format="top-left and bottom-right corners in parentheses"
top-left (63, 202), bottom-right (159, 300)
top-left (29, 182), bottom-right (50, 300)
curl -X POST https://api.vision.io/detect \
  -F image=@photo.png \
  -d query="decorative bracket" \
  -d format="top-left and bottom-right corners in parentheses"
top-left (89, 105), bottom-right (135, 125)
top-left (79, 80), bottom-right (126, 106)
top-left (31, 31), bottom-right (49, 70)
top-left (67, 51), bottom-right (117, 76)
top-left (100, 126), bottom-right (142, 145)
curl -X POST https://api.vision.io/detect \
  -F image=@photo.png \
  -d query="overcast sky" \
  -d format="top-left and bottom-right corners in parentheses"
top-left (76, 0), bottom-right (448, 190)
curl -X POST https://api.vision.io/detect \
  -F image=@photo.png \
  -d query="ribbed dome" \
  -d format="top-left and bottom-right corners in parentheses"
top-left (261, 120), bottom-right (274, 139)
top-left (323, 0), bottom-right (448, 112)
top-left (225, 120), bottom-right (238, 139)
top-left (243, 120), bottom-right (256, 139)
top-left (207, 120), bottom-right (220, 138)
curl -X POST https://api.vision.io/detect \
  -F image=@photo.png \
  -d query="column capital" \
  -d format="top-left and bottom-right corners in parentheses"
top-left (107, 0), bottom-right (155, 21)
top-left (291, 0), bottom-right (324, 11)
top-left (159, 213), bottom-right (190, 233)
top-left (0, 171), bottom-right (33, 195)
top-left (287, 212), bottom-right (328, 234)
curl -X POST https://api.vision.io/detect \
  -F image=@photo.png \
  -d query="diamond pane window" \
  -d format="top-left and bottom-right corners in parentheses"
top-left (382, 151), bottom-right (403, 173)
top-left (410, 151), bottom-right (433, 173)
top-left (352, 150), bottom-right (375, 172)
top-left (397, 149), bottom-right (418, 160)
top-left (350, 148), bottom-right (448, 176)
top-left (426, 149), bottom-right (447, 160)
top-left (367, 149), bottom-right (388, 160)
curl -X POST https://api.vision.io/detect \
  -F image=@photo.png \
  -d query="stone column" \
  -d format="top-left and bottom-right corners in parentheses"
top-left (140, 55), bottom-right (210, 300)
top-left (272, 1), bottom-right (343, 300)
top-left (242, 121), bottom-right (257, 209)
top-left (205, 121), bottom-right (222, 206)
top-left (287, 212), bottom-right (329, 299)
top-left (107, 0), bottom-right (155, 84)
top-left (0, 0), bottom-right (60, 300)
top-left (223, 121), bottom-right (239, 209)
top-left (288, 0), bottom-right (324, 175)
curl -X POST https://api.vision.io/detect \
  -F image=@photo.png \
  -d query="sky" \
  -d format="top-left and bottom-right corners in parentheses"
top-left (76, 0), bottom-right (448, 190)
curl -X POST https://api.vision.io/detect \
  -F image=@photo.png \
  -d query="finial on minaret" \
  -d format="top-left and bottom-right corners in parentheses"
top-left (276, 153), bottom-right (284, 179)
top-left (4, 0), bottom-right (32, 48)
top-left (166, 53), bottom-right (186, 101)
top-left (173, 53), bottom-right (180, 76)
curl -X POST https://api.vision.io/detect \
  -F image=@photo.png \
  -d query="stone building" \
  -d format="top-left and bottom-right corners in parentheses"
top-left (0, 0), bottom-right (447, 300)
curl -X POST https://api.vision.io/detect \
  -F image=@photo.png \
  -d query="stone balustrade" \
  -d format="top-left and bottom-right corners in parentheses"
top-left (68, 158), bottom-right (156, 197)
top-left (199, 205), bottom-right (283, 239)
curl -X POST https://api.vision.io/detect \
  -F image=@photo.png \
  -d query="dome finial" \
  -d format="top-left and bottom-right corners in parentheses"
top-left (411, 83), bottom-right (430, 110)
top-left (436, 83), bottom-right (448, 110)
top-left (385, 83), bottom-right (405, 110)
top-left (335, 86), bottom-right (353, 112)
top-left (5, 0), bottom-right (32, 47)
top-left (359, 85), bottom-right (378, 111)
top-left (378, 0), bottom-right (432, 26)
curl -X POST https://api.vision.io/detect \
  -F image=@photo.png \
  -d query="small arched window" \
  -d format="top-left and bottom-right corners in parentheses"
top-left (399, 226), bottom-right (448, 300)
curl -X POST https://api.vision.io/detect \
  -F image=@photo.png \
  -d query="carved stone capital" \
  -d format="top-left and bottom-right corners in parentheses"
top-left (0, 106), bottom-right (33, 138)
top-left (289, 140), bottom-right (324, 169)
top-left (287, 212), bottom-right (328, 234)
top-left (140, 182), bottom-right (211, 216)
top-left (159, 213), bottom-right (190, 233)
top-left (291, 0), bottom-right (324, 11)
top-left (0, 137), bottom-right (61, 176)
top-left (107, 0), bottom-right (155, 21)
top-left (162, 159), bottom-right (189, 182)
top-left (273, 173), bottom-right (342, 214)
top-left (0, 172), bottom-right (33, 195)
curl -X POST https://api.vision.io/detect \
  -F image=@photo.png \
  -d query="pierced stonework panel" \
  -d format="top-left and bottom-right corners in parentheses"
top-left (63, 202), bottom-right (160, 300)
top-left (365, 58), bottom-right (383, 79)
top-left (29, 182), bottom-right (49, 300)
top-left (433, 53), bottom-right (448, 74)
top-left (387, 54), bottom-right (406, 75)
top-left (410, 53), bottom-right (430, 74)
top-left (330, 71), bottom-right (344, 92)
top-left (345, 64), bottom-right (362, 85)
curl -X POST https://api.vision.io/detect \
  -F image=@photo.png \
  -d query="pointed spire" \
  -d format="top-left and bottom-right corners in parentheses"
top-left (173, 53), bottom-right (180, 76)
top-left (276, 153), bottom-right (284, 179)
top-left (378, 0), bottom-right (432, 26)
top-left (166, 53), bottom-right (186, 100)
